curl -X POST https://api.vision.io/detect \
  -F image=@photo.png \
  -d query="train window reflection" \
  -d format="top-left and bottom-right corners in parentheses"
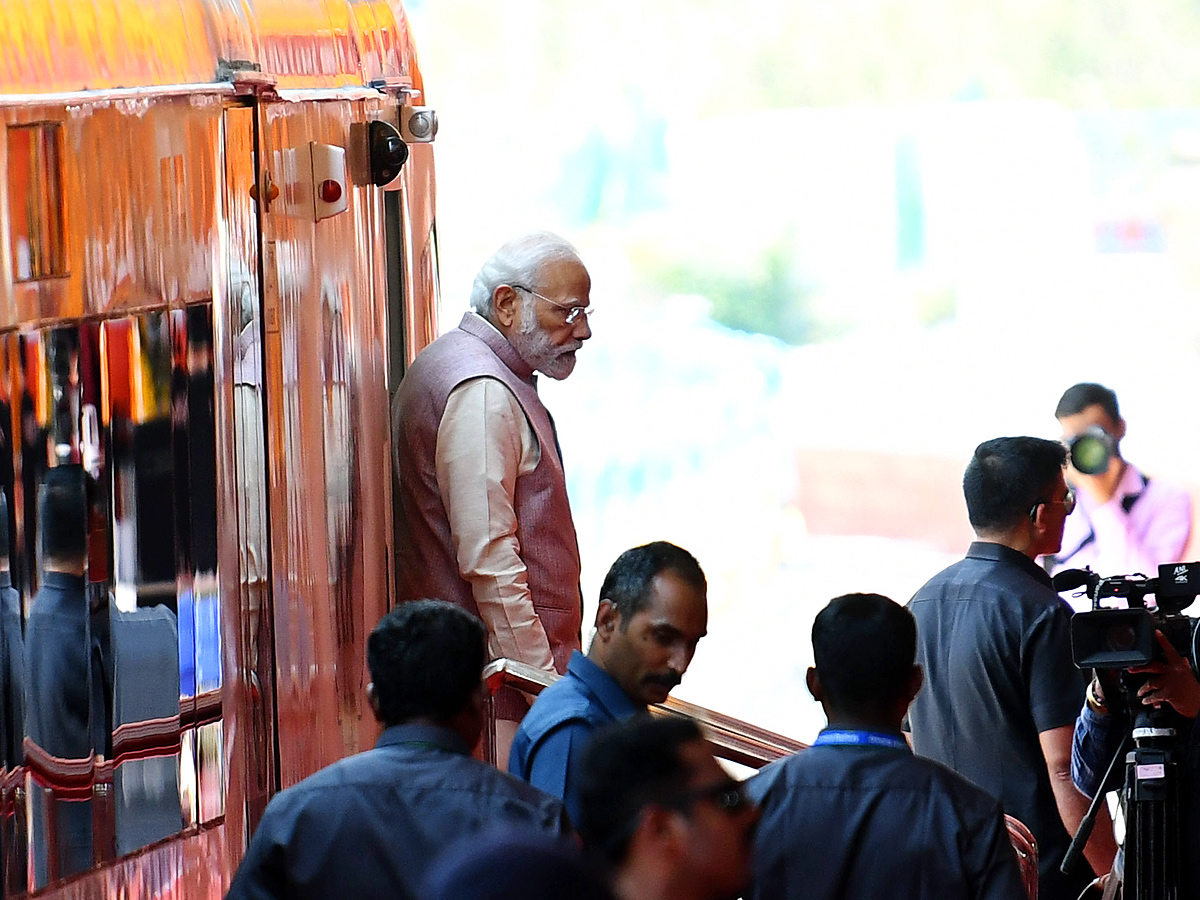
top-left (2, 304), bottom-right (224, 890)
top-left (0, 336), bottom-right (23, 891)
top-left (100, 311), bottom-right (191, 854)
top-left (23, 465), bottom-right (104, 886)
top-left (6, 124), bottom-right (67, 282)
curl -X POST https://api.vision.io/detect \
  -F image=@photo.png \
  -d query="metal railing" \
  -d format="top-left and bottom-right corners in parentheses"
top-left (482, 657), bottom-right (807, 768)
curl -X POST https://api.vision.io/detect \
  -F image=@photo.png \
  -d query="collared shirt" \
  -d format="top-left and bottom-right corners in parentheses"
top-left (508, 652), bottom-right (643, 825)
top-left (435, 351), bottom-right (554, 672)
top-left (906, 542), bottom-right (1091, 900)
top-left (25, 572), bottom-right (105, 760)
top-left (226, 723), bottom-right (569, 900)
top-left (748, 733), bottom-right (1025, 900)
top-left (1048, 463), bottom-right (1192, 596)
top-left (24, 571), bottom-right (106, 884)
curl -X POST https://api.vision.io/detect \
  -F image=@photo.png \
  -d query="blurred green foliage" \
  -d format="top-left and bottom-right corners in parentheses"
top-left (645, 241), bottom-right (830, 346)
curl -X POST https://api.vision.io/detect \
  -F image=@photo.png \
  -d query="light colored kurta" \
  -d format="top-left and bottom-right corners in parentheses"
top-left (435, 375), bottom-right (555, 673)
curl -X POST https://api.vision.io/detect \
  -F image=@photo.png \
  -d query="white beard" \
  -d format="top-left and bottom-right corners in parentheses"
top-left (511, 300), bottom-right (580, 380)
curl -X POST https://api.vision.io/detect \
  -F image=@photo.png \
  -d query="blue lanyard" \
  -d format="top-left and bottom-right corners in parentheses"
top-left (812, 729), bottom-right (909, 750)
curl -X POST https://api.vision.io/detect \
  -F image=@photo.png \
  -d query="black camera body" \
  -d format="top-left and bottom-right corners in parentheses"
top-left (1060, 564), bottom-right (1200, 899)
top-left (1066, 563), bottom-right (1200, 670)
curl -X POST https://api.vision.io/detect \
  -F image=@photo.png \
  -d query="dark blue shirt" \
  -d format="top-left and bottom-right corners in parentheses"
top-left (0, 572), bottom-right (24, 769)
top-left (906, 542), bottom-right (1091, 900)
top-left (749, 732), bottom-right (1025, 900)
top-left (24, 571), bottom-right (106, 885)
top-left (508, 651), bottom-right (642, 825)
top-left (226, 723), bottom-right (569, 900)
top-left (25, 572), bottom-right (99, 760)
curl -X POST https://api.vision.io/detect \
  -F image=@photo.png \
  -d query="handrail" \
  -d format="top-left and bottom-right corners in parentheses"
top-left (482, 658), bottom-right (807, 770)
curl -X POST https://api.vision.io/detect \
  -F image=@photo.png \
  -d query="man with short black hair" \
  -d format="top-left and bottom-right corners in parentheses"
top-left (509, 541), bottom-right (708, 825)
top-left (226, 600), bottom-right (568, 900)
top-left (1046, 382), bottom-right (1192, 582)
top-left (577, 715), bottom-right (758, 900)
top-left (24, 465), bottom-right (101, 883)
top-left (906, 437), bottom-right (1116, 900)
top-left (750, 593), bottom-right (1024, 900)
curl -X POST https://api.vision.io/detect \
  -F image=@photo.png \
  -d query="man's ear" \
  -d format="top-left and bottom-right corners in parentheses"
top-left (462, 681), bottom-right (487, 748)
top-left (904, 664), bottom-right (924, 706)
top-left (595, 599), bottom-right (621, 640)
top-left (1114, 416), bottom-right (1127, 443)
top-left (805, 666), bottom-right (823, 703)
top-left (366, 682), bottom-right (384, 724)
top-left (491, 285), bottom-right (521, 330)
top-left (1031, 500), bottom-right (1052, 535)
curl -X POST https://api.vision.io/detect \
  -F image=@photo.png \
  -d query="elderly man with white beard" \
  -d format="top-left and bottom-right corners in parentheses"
top-left (391, 232), bottom-right (593, 766)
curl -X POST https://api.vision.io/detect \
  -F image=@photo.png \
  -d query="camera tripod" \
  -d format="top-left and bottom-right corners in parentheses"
top-left (1064, 703), bottom-right (1183, 900)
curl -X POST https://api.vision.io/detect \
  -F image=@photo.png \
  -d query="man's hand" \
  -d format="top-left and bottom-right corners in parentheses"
top-left (1127, 631), bottom-right (1200, 718)
top-left (1070, 470), bottom-right (1118, 506)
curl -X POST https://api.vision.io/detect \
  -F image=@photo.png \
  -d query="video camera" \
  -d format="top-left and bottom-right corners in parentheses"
top-left (1058, 563), bottom-right (1200, 900)
top-left (1057, 562), bottom-right (1200, 670)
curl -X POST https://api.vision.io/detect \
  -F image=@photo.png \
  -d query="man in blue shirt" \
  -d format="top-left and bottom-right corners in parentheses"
top-left (509, 541), bottom-right (709, 825)
top-left (24, 466), bottom-right (105, 886)
top-left (226, 601), bottom-right (568, 900)
top-left (749, 592), bottom-right (1025, 900)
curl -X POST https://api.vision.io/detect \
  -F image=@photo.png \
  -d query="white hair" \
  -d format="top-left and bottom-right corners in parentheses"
top-left (469, 232), bottom-right (583, 319)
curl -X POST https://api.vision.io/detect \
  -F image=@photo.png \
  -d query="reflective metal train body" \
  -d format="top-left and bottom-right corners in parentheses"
top-left (0, 2), bottom-right (440, 896)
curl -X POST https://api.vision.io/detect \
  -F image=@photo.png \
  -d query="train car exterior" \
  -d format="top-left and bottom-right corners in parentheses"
top-left (0, 2), bottom-right (439, 896)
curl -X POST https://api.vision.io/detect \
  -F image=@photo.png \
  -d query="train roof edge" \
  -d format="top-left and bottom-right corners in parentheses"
top-left (0, 0), bottom-right (425, 96)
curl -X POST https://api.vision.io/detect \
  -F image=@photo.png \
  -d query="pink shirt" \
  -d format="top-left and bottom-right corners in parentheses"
top-left (1049, 463), bottom-right (1192, 589)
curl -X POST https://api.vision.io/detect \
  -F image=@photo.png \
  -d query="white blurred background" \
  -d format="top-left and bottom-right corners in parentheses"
top-left (406, 0), bottom-right (1200, 740)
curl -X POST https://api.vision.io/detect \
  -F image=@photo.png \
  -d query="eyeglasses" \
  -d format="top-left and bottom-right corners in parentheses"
top-left (1029, 486), bottom-right (1076, 522)
top-left (511, 285), bottom-right (593, 325)
top-left (669, 778), bottom-right (751, 815)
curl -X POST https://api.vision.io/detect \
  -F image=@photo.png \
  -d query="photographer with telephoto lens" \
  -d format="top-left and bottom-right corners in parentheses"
top-left (1045, 383), bottom-right (1192, 594)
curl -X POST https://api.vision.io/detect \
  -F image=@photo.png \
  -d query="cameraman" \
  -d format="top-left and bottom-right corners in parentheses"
top-left (1073, 632), bottom-right (1200, 897)
top-left (1047, 383), bottom-right (1192, 586)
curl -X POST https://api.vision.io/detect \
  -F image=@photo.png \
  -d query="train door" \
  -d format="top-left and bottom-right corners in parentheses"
top-left (253, 95), bottom-right (397, 788)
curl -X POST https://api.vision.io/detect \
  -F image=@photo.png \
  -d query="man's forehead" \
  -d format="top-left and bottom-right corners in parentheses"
top-left (537, 257), bottom-right (589, 287)
top-left (1059, 403), bottom-right (1116, 435)
top-left (634, 572), bottom-right (708, 631)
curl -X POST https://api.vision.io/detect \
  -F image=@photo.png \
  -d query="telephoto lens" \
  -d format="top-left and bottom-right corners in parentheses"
top-left (1068, 426), bottom-right (1113, 475)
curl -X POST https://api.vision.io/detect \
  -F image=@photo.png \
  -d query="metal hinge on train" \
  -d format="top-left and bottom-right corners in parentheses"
top-left (220, 59), bottom-right (279, 99)
top-left (367, 78), bottom-right (437, 144)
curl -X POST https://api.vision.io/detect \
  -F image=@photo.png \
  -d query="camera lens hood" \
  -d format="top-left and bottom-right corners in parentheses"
top-left (1068, 426), bottom-right (1113, 475)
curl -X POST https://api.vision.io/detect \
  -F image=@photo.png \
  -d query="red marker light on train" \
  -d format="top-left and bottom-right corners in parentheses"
top-left (319, 180), bottom-right (342, 203)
